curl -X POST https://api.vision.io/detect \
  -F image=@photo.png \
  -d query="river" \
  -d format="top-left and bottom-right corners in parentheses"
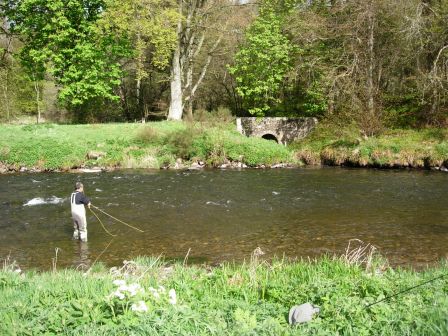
top-left (0, 168), bottom-right (447, 270)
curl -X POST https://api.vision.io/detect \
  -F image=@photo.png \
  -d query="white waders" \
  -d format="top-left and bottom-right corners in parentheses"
top-left (71, 192), bottom-right (88, 242)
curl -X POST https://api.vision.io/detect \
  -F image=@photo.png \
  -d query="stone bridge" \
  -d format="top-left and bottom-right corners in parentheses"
top-left (236, 117), bottom-right (318, 145)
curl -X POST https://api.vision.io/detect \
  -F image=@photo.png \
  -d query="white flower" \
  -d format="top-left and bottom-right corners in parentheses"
top-left (113, 279), bottom-right (126, 286)
top-left (158, 285), bottom-right (166, 293)
top-left (118, 284), bottom-right (129, 293)
top-left (113, 290), bottom-right (125, 300)
top-left (168, 289), bottom-right (177, 305)
top-left (128, 283), bottom-right (141, 291)
top-left (127, 283), bottom-right (141, 297)
top-left (131, 300), bottom-right (148, 313)
top-left (149, 286), bottom-right (161, 299)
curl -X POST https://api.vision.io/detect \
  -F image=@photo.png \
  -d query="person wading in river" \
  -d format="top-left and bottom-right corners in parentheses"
top-left (71, 182), bottom-right (91, 242)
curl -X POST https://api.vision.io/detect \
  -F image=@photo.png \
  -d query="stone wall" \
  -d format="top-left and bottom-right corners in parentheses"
top-left (236, 117), bottom-right (318, 145)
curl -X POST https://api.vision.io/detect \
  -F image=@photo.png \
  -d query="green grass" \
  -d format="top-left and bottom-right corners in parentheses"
top-left (1, 121), bottom-right (448, 171)
top-left (293, 123), bottom-right (448, 168)
top-left (0, 122), bottom-right (292, 170)
top-left (1, 255), bottom-right (447, 335)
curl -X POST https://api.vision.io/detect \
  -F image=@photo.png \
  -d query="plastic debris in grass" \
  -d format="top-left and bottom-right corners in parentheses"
top-left (289, 303), bottom-right (320, 325)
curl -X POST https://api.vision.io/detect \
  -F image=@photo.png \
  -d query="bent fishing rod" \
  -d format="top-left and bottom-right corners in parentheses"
top-left (89, 207), bottom-right (116, 237)
top-left (90, 204), bottom-right (145, 233)
top-left (366, 272), bottom-right (448, 308)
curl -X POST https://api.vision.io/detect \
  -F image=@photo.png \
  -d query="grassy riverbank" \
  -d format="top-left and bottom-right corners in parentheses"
top-left (1, 254), bottom-right (447, 335)
top-left (1, 121), bottom-right (448, 171)
top-left (0, 122), bottom-right (292, 171)
top-left (293, 124), bottom-right (448, 169)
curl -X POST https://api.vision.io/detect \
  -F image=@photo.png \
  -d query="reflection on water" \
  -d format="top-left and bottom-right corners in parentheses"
top-left (0, 168), bottom-right (447, 270)
top-left (73, 242), bottom-right (91, 270)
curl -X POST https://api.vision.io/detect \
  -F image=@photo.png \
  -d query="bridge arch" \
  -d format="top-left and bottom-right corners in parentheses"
top-left (237, 117), bottom-right (318, 145)
top-left (261, 133), bottom-right (279, 143)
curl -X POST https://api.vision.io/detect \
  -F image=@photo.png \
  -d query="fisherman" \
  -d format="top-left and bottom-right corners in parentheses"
top-left (71, 182), bottom-right (91, 242)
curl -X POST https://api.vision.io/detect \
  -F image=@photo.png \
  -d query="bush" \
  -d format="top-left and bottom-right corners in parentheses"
top-left (164, 124), bottom-right (205, 159)
top-left (135, 126), bottom-right (161, 144)
top-left (194, 107), bottom-right (235, 127)
top-left (190, 129), bottom-right (292, 166)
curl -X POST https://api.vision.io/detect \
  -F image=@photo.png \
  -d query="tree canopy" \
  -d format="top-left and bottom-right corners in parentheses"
top-left (4, 0), bottom-right (130, 107)
top-left (0, 0), bottom-right (447, 129)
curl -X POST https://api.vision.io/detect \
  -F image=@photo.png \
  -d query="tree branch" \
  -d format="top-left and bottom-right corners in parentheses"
top-left (186, 34), bottom-right (223, 101)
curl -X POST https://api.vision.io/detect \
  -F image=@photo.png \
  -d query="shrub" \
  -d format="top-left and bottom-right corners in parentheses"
top-left (164, 125), bottom-right (204, 159)
top-left (194, 107), bottom-right (235, 127)
top-left (135, 126), bottom-right (161, 144)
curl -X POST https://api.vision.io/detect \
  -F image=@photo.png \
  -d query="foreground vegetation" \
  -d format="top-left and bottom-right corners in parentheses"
top-left (1, 252), bottom-right (447, 335)
top-left (1, 121), bottom-right (448, 172)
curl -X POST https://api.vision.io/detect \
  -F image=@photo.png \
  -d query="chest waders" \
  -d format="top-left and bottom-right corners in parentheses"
top-left (71, 192), bottom-right (88, 242)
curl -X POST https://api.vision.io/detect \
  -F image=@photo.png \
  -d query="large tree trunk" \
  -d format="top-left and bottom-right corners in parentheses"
top-left (167, 0), bottom-right (221, 120)
top-left (168, 1), bottom-right (184, 121)
top-left (168, 44), bottom-right (183, 120)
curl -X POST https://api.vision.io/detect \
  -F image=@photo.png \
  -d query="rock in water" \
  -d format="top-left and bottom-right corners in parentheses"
top-left (87, 151), bottom-right (105, 160)
top-left (288, 303), bottom-right (320, 325)
top-left (188, 161), bottom-right (204, 170)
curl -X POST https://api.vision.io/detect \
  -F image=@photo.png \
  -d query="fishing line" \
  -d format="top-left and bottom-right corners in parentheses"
top-left (91, 204), bottom-right (145, 233)
top-left (366, 272), bottom-right (448, 308)
top-left (89, 207), bottom-right (117, 237)
top-left (85, 237), bottom-right (115, 275)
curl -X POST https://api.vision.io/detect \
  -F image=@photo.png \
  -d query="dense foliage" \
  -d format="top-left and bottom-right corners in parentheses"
top-left (229, 2), bottom-right (293, 116)
top-left (0, 0), bottom-right (447, 128)
top-left (3, 0), bottom-right (130, 107)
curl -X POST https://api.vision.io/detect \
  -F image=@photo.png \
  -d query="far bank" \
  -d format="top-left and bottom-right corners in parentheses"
top-left (0, 122), bottom-right (448, 173)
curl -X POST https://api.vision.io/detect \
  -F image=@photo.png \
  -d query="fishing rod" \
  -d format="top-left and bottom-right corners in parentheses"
top-left (366, 272), bottom-right (448, 308)
top-left (89, 207), bottom-right (117, 237)
top-left (85, 237), bottom-right (115, 275)
top-left (90, 204), bottom-right (145, 233)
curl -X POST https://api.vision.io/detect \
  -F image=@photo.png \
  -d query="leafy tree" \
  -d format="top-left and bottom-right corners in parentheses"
top-left (0, 8), bottom-right (38, 122)
top-left (0, 60), bottom-right (39, 121)
top-left (4, 0), bottom-right (131, 109)
top-left (229, 3), bottom-right (293, 116)
top-left (99, 0), bottom-right (179, 119)
top-left (167, 0), bottom-right (235, 121)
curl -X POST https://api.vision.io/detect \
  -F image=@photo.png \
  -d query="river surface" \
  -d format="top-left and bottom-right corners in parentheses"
top-left (0, 168), bottom-right (447, 270)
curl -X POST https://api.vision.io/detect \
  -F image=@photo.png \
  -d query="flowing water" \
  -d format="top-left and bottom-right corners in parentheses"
top-left (1, 168), bottom-right (447, 270)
